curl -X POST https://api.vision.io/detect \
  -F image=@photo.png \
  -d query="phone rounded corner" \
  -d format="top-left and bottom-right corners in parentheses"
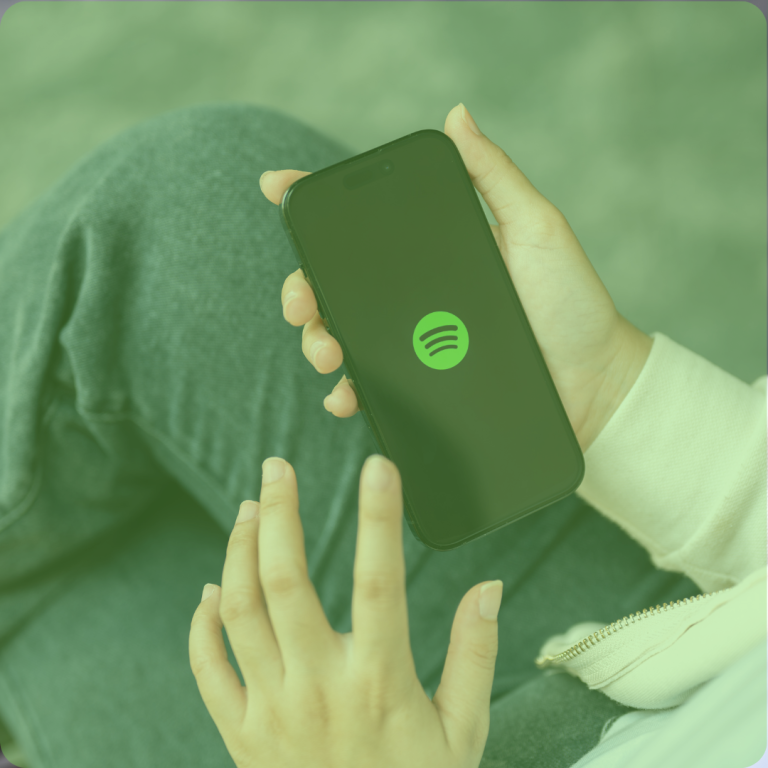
top-left (434, 128), bottom-right (460, 151)
top-left (279, 181), bottom-right (297, 219)
top-left (409, 128), bottom-right (456, 152)
top-left (404, 517), bottom-right (452, 552)
top-left (401, 496), bottom-right (430, 547)
top-left (566, 450), bottom-right (586, 496)
top-left (279, 174), bottom-right (312, 220)
top-left (402, 497), bottom-right (466, 552)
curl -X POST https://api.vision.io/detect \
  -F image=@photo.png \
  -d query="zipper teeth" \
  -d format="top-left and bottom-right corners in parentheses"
top-left (537, 589), bottom-right (727, 668)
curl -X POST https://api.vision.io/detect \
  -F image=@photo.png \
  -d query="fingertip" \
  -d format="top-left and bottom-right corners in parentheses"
top-left (331, 383), bottom-right (358, 418)
top-left (201, 583), bottom-right (218, 603)
top-left (259, 170), bottom-right (274, 193)
top-left (478, 581), bottom-right (503, 622)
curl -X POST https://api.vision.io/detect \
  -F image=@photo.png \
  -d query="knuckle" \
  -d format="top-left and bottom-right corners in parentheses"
top-left (190, 651), bottom-right (217, 678)
top-left (362, 503), bottom-right (390, 523)
top-left (189, 611), bottom-right (210, 636)
top-left (226, 522), bottom-right (252, 549)
top-left (466, 640), bottom-right (499, 671)
top-left (530, 205), bottom-right (568, 237)
top-left (353, 672), bottom-right (399, 723)
top-left (256, 703), bottom-right (285, 746)
top-left (261, 563), bottom-right (304, 597)
top-left (256, 496), bottom-right (284, 518)
top-left (354, 569), bottom-right (403, 603)
top-left (219, 586), bottom-right (260, 624)
top-left (298, 681), bottom-right (332, 729)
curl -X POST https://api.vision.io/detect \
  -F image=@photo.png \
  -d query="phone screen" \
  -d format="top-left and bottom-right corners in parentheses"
top-left (280, 129), bottom-right (583, 551)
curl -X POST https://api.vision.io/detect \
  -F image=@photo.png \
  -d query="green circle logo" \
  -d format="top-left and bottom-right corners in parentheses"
top-left (412, 311), bottom-right (469, 370)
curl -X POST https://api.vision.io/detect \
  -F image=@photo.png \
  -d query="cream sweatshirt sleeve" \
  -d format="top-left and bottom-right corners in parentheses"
top-left (575, 331), bottom-right (767, 593)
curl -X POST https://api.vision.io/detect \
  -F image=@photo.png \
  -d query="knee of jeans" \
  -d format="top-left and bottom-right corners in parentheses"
top-left (53, 101), bottom-right (356, 377)
top-left (101, 102), bottom-right (352, 195)
top-left (73, 101), bottom-right (355, 254)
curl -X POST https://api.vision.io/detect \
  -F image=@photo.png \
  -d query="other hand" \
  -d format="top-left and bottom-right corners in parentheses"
top-left (260, 103), bottom-right (653, 452)
top-left (189, 454), bottom-right (503, 768)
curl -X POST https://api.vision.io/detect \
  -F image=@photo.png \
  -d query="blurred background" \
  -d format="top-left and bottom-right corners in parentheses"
top-left (0, 3), bottom-right (764, 766)
top-left (0, 1), bottom-right (765, 384)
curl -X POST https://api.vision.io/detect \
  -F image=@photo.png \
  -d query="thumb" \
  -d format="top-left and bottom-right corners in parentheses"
top-left (431, 580), bottom-right (503, 751)
top-left (444, 103), bottom-right (559, 232)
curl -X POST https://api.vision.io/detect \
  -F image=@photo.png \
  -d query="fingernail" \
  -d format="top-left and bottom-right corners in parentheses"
top-left (479, 580), bottom-right (503, 620)
top-left (259, 170), bottom-right (274, 191)
top-left (201, 583), bottom-right (216, 602)
top-left (283, 291), bottom-right (298, 321)
top-left (364, 454), bottom-right (391, 490)
top-left (310, 340), bottom-right (324, 366)
top-left (460, 103), bottom-right (482, 136)
top-left (262, 457), bottom-right (286, 484)
top-left (236, 500), bottom-right (259, 524)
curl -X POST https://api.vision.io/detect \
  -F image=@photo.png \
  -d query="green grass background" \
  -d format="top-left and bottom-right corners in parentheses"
top-left (0, 0), bottom-right (765, 383)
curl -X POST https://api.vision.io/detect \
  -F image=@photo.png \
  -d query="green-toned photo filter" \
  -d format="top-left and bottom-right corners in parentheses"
top-left (413, 311), bottom-right (469, 370)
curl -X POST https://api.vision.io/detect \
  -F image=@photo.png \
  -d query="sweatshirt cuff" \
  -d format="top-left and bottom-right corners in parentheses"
top-left (575, 331), bottom-right (767, 591)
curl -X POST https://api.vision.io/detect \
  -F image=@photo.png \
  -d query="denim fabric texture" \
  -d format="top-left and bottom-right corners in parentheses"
top-left (0, 104), bottom-right (701, 768)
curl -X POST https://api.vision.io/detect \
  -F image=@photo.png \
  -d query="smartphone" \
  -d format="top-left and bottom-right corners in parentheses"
top-left (279, 128), bottom-right (584, 551)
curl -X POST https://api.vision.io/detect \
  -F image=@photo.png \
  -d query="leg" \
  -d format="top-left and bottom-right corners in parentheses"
top-left (0, 102), bottom-right (378, 767)
top-left (0, 102), bottom-right (373, 646)
top-left (0, 103), bottom-right (701, 767)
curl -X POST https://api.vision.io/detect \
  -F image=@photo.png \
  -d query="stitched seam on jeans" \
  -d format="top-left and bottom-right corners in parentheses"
top-left (74, 404), bottom-right (235, 517)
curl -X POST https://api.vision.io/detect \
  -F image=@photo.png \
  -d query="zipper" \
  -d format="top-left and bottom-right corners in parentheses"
top-left (534, 587), bottom-right (728, 669)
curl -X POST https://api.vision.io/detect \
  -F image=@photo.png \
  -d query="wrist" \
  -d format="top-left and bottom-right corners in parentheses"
top-left (578, 317), bottom-right (653, 453)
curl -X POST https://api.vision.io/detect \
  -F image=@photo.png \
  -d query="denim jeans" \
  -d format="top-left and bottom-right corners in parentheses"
top-left (0, 103), bottom-right (701, 768)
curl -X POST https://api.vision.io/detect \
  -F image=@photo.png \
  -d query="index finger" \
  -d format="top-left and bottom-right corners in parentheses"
top-left (351, 455), bottom-right (412, 675)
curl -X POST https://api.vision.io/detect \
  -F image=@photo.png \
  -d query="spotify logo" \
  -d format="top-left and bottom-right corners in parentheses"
top-left (413, 311), bottom-right (469, 370)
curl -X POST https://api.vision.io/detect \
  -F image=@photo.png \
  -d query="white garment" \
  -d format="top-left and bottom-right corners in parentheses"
top-left (534, 331), bottom-right (767, 764)
top-left (570, 639), bottom-right (766, 768)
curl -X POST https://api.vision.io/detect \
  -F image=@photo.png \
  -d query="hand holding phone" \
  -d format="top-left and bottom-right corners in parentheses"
top-left (260, 103), bottom-right (654, 550)
top-left (260, 104), bottom-right (652, 456)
